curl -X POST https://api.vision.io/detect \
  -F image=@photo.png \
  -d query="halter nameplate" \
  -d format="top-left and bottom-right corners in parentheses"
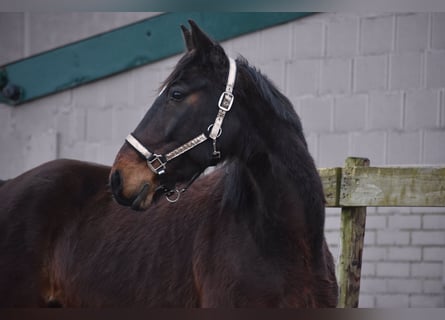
top-left (125, 57), bottom-right (237, 176)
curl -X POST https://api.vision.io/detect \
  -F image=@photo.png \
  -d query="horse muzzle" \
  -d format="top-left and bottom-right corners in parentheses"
top-left (109, 168), bottom-right (156, 211)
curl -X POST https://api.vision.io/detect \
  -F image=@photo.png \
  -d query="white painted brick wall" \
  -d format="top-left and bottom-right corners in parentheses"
top-left (432, 13), bottom-right (445, 50)
top-left (423, 130), bottom-right (445, 164)
top-left (27, 13), bottom-right (158, 57)
top-left (423, 247), bottom-right (445, 262)
top-left (388, 215), bottom-right (422, 229)
top-left (291, 20), bottom-right (324, 59)
top-left (396, 13), bottom-right (429, 52)
top-left (423, 215), bottom-right (445, 229)
top-left (389, 52), bottom-right (423, 90)
top-left (362, 247), bottom-right (386, 261)
top-left (354, 55), bottom-right (388, 92)
top-left (260, 24), bottom-right (292, 62)
top-left (333, 95), bottom-right (367, 131)
top-left (23, 130), bottom-right (58, 170)
top-left (441, 90), bottom-right (445, 127)
top-left (376, 294), bottom-right (410, 307)
top-left (410, 295), bottom-right (444, 308)
top-left (404, 90), bottom-right (440, 130)
top-left (318, 133), bottom-right (349, 167)
top-left (412, 231), bottom-right (445, 245)
top-left (299, 96), bottom-right (333, 132)
top-left (0, 13), bottom-right (24, 65)
top-left (426, 51), bottom-right (445, 88)
top-left (411, 262), bottom-right (443, 278)
top-left (387, 279), bottom-right (423, 294)
top-left (368, 92), bottom-right (403, 130)
top-left (260, 60), bottom-right (286, 92)
top-left (387, 131), bottom-right (422, 164)
top-left (326, 17), bottom-right (358, 57)
top-left (387, 247), bottom-right (422, 261)
top-left (1, 12), bottom-right (445, 307)
top-left (320, 58), bottom-right (352, 94)
top-left (377, 262), bottom-right (410, 277)
top-left (376, 230), bottom-right (411, 245)
top-left (360, 15), bottom-right (394, 55)
top-left (285, 59), bottom-right (320, 96)
top-left (350, 131), bottom-right (387, 165)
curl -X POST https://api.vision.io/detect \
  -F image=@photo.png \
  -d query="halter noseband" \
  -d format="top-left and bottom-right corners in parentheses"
top-left (124, 57), bottom-right (237, 200)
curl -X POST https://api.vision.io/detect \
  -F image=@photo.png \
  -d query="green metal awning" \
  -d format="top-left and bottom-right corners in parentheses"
top-left (0, 12), bottom-right (313, 106)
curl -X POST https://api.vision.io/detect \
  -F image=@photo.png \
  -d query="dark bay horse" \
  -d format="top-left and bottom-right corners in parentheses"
top-left (0, 21), bottom-right (337, 307)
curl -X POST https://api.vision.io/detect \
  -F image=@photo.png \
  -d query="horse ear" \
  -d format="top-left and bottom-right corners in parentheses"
top-left (188, 20), bottom-right (228, 67)
top-left (188, 20), bottom-right (216, 52)
top-left (181, 25), bottom-right (194, 51)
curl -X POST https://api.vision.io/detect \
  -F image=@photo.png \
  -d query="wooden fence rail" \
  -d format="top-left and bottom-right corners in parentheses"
top-left (318, 157), bottom-right (445, 308)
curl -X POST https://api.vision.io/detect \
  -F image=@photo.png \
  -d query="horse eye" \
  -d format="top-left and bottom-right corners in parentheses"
top-left (170, 90), bottom-right (184, 101)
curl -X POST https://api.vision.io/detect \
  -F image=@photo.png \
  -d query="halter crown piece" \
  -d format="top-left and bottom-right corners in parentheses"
top-left (125, 57), bottom-right (237, 178)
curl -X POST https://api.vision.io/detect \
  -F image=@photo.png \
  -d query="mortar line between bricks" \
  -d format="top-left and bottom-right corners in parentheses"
top-left (385, 54), bottom-right (390, 91)
top-left (351, 58), bottom-right (356, 93)
top-left (322, 21), bottom-right (327, 57)
top-left (401, 90), bottom-right (406, 130)
top-left (358, 17), bottom-right (363, 55)
top-left (329, 97), bottom-right (334, 132)
top-left (354, 16), bottom-right (360, 56)
top-left (364, 93), bottom-right (369, 130)
top-left (416, 129), bottom-right (422, 163)
top-left (392, 14), bottom-right (397, 52)
top-left (349, 59), bottom-right (354, 94)
top-left (439, 89), bottom-right (444, 127)
top-left (23, 12), bottom-right (30, 58)
top-left (418, 51), bottom-right (425, 91)
top-left (317, 60), bottom-right (322, 97)
top-left (428, 13), bottom-right (433, 51)
top-left (419, 129), bottom-right (425, 163)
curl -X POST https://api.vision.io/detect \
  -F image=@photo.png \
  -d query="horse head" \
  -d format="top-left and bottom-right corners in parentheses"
top-left (110, 21), bottom-right (244, 210)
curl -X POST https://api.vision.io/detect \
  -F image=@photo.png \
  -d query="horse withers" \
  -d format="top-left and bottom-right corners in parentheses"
top-left (0, 20), bottom-right (338, 307)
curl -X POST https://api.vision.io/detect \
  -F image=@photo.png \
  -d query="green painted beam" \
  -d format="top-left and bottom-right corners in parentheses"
top-left (0, 12), bottom-right (313, 106)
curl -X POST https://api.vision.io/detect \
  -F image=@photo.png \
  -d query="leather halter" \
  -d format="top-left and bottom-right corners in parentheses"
top-left (124, 57), bottom-right (237, 200)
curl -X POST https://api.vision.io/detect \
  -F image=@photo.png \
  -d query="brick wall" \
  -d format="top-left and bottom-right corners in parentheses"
top-left (1, 12), bottom-right (444, 307)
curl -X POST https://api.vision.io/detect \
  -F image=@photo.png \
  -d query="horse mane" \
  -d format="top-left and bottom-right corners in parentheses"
top-left (223, 56), bottom-right (326, 252)
top-left (235, 56), bottom-right (307, 148)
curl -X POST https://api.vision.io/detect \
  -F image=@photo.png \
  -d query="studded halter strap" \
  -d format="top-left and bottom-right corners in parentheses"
top-left (125, 57), bottom-right (237, 177)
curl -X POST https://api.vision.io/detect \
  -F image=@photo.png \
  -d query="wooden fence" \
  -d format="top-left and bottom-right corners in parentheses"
top-left (318, 157), bottom-right (445, 308)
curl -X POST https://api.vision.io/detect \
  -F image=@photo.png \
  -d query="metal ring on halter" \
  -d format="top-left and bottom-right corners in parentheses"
top-left (207, 124), bottom-right (222, 138)
top-left (165, 189), bottom-right (181, 203)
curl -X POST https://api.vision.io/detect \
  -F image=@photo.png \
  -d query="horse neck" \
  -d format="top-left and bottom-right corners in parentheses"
top-left (230, 113), bottom-right (326, 252)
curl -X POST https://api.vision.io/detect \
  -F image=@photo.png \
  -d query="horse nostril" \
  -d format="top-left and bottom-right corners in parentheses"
top-left (110, 170), bottom-right (132, 206)
top-left (110, 170), bottom-right (123, 193)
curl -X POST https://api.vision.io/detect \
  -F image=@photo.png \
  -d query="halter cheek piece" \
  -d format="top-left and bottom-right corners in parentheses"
top-left (125, 57), bottom-right (237, 202)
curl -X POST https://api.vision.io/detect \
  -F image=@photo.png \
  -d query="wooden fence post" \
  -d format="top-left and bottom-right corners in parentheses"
top-left (336, 157), bottom-right (370, 308)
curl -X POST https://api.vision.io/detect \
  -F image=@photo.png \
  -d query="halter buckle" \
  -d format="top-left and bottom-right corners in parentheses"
top-left (218, 91), bottom-right (234, 112)
top-left (147, 154), bottom-right (167, 175)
